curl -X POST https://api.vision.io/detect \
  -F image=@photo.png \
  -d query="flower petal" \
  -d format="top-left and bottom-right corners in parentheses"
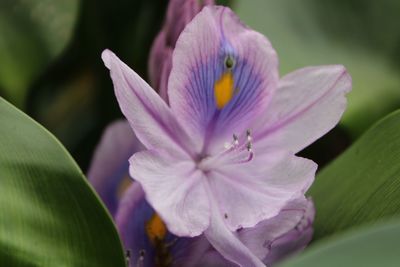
top-left (238, 197), bottom-right (315, 264)
top-left (164, 0), bottom-right (214, 47)
top-left (211, 152), bottom-right (316, 231)
top-left (195, 251), bottom-right (236, 267)
top-left (197, 198), bottom-right (315, 266)
top-left (87, 120), bottom-right (143, 215)
top-left (158, 47), bottom-right (173, 102)
top-left (129, 150), bottom-right (210, 237)
top-left (102, 49), bottom-right (197, 158)
top-left (203, 182), bottom-right (265, 267)
top-left (171, 235), bottom-right (211, 267)
top-left (168, 6), bottom-right (278, 153)
top-left (148, 30), bottom-right (172, 101)
top-left (255, 65), bottom-right (352, 153)
top-left (264, 198), bottom-right (315, 265)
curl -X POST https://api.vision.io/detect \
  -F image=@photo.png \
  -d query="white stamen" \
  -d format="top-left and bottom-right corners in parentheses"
top-left (233, 134), bottom-right (239, 145)
top-left (246, 129), bottom-right (252, 142)
top-left (198, 129), bottom-right (255, 170)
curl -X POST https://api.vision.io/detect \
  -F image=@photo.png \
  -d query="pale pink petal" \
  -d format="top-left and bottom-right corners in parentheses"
top-left (148, 31), bottom-right (172, 100)
top-left (238, 197), bottom-right (314, 263)
top-left (158, 47), bottom-right (173, 102)
top-left (255, 65), bottom-right (352, 153)
top-left (210, 152), bottom-right (316, 231)
top-left (264, 198), bottom-right (315, 265)
top-left (87, 119), bottom-right (143, 215)
top-left (197, 198), bottom-right (315, 266)
top-left (129, 150), bottom-right (210, 237)
top-left (203, 182), bottom-right (265, 267)
top-left (102, 49), bottom-right (197, 158)
top-left (168, 6), bottom-right (278, 153)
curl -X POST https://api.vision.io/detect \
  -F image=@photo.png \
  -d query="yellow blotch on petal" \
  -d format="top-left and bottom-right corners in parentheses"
top-left (146, 213), bottom-right (167, 244)
top-left (214, 72), bottom-right (235, 109)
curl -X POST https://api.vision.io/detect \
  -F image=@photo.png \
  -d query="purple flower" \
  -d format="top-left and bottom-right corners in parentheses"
top-left (198, 197), bottom-right (315, 266)
top-left (99, 5), bottom-right (351, 267)
top-left (88, 121), bottom-right (315, 266)
top-left (148, 0), bottom-right (214, 101)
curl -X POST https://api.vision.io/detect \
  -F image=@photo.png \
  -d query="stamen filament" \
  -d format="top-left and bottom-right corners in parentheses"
top-left (197, 129), bottom-right (255, 170)
top-left (135, 250), bottom-right (145, 267)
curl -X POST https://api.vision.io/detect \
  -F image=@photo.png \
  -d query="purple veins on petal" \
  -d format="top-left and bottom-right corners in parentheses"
top-left (253, 65), bottom-right (352, 154)
top-left (169, 6), bottom-right (279, 154)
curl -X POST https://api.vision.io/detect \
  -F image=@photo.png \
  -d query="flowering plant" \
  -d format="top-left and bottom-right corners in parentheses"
top-left (1, 1), bottom-right (400, 267)
top-left (94, 1), bottom-right (351, 265)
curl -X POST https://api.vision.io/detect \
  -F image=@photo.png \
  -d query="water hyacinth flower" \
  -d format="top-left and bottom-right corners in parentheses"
top-left (99, 5), bottom-right (351, 267)
top-left (88, 121), bottom-right (315, 267)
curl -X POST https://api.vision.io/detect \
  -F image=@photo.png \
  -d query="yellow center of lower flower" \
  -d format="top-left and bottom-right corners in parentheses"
top-left (214, 71), bottom-right (235, 109)
top-left (146, 213), bottom-right (167, 244)
top-left (145, 214), bottom-right (173, 267)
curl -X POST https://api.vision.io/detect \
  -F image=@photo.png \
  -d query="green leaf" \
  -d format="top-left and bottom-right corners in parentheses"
top-left (277, 217), bottom-right (400, 267)
top-left (234, 0), bottom-right (400, 138)
top-left (0, 0), bottom-right (79, 108)
top-left (0, 97), bottom-right (126, 267)
top-left (309, 109), bottom-right (400, 239)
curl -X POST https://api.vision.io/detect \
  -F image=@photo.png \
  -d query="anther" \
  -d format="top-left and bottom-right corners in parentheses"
top-left (224, 134), bottom-right (239, 150)
top-left (246, 129), bottom-right (252, 141)
top-left (201, 129), bottom-right (255, 169)
top-left (233, 134), bottom-right (239, 145)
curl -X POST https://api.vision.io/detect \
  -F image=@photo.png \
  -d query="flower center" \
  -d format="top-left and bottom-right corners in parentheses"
top-left (197, 129), bottom-right (254, 171)
top-left (146, 214), bottom-right (167, 244)
top-left (135, 214), bottom-right (174, 267)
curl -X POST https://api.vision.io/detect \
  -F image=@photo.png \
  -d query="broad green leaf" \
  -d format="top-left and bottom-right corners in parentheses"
top-left (0, 97), bottom-right (126, 267)
top-left (0, 0), bottom-right (79, 108)
top-left (278, 217), bottom-right (400, 267)
top-left (309, 109), bottom-right (400, 239)
top-left (234, 0), bottom-right (400, 138)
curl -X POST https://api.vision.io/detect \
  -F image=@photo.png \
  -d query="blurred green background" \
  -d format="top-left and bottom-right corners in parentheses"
top-left (1, 0), bottom-right (400, 172)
